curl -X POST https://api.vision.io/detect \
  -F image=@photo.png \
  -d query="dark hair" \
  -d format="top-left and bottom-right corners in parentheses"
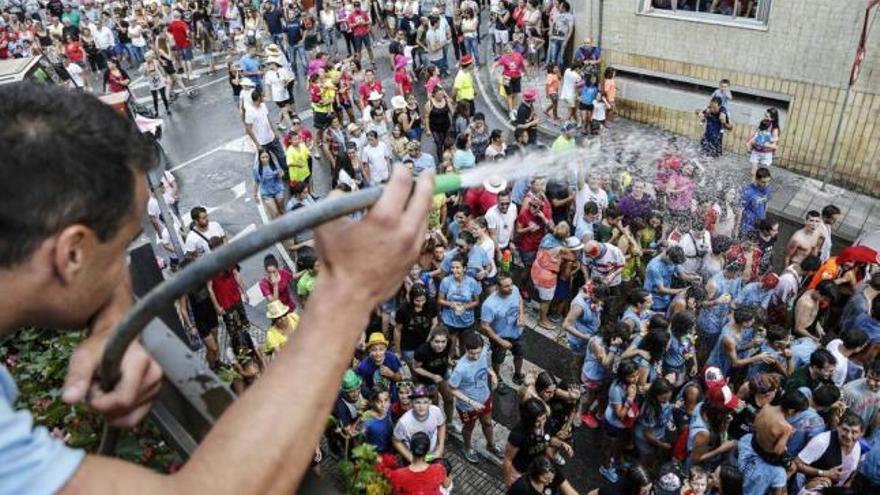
top-left (263, 254), bottom-right (279, 270)
top-left (296, 247), bottom-right (317, 271)
top-left (755, 167), bottom-right (771, 180)
top-left (619, 463), bottom-right (652, 492)
top-left (534, 371), bottom-right (556, 395)
top-left (627, 289), bottom-right (651, 307)
top-left (810, 348), bottom-right (837, 368)
top-left (757, 218), bottom-right (777, 233)
top-left (640, 329), bottom-right (670, 361)
top-left (604, 205), bottom-right (622, 220)
top-left (813, 384), bottom-right (841, 408)
top-left (779, 389), bottom-right (809, 413)
top-left (765, 107), bottom-right (780, 130)
top-left (410, 431), bottom-right (431, 458)
top-left (766, 325), bottom-right (790, 343)
top-left (806, 210), bottom-right (821, 220)
top-left (841, 327), bottom-right (868, 350)
top-left (816, 280), bottom-right (839, 303)
top-left (519, 398), bottom-right (548, 430)
top-left (670, 311), bottom-right (696, 337)
top-left (703, 399), bottom-right (731, 434)
top-left (490, 129), bottom-right (503, 142)
top-left (821, 204), bottom-right (841, 219)
top-left (711, 235), bottom-right (733, 255)
top-left (720, 78), bottom-right (731, 85)
top-left (455, 133), bottom-right (469, 150)
top-left (666, 245), bottom-right (686, 265)
top-left (644, 377), bottom-right (673, 421)
top-left (527, 457), bottom-right (555, 481)
top-left (800, 255), bottom-right (822, 272)
top-left (686, 285), bottom-right (708, 303)
top-left (190, 206), bottom-right (207, 222)
top-left (732, 306), bottom-right (755, 325)
top-left (616, 359), bottom-right (639, 381)
top-left (459, 231), bottom-right (477, 246)
top-left (583, 201), bottom-right (599, 215)
top-left (603, 66), bottom-right (615, 79)
top-left (840, 411), bottom-right (863, 430)
top-left (463, 331), bottom-right (483, 351)
top-left (710, 95), bottom-right (723, 106)
top-left (648, 314), bottom-right (670, 332)
top-left (0, 84), bottom-right (156, 267)
top-left (718, 463), bottom-right (743, 495)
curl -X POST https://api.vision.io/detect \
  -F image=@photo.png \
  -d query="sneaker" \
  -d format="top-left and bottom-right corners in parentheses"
top-left (188, 73), bottom-right (201, 80)
top-left (553, 452), bottom-right (566, 466)
top-left (508, 110), bottom-right (517, 120)
top-left (580, 411), bottom-right (600, 429)
top-left (463, 448), bottom-right (479, 464)
top-left (599, 465), bottom-right (619, 483)
top-left (488, 444), bottom-right (504, 457)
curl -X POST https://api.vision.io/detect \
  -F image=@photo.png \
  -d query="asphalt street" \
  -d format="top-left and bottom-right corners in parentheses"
top-left (129, 38), bottom-right (609, 491)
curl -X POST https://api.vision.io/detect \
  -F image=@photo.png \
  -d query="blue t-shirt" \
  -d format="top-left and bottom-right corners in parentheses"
top-left (363, 414), bottom-right (394, 453)
top-left (644, 256), bottom-right (676, 311)
top-left (441, 247), bottom-right (490, 280)
top-left (859, 436), bottom-right (880, 484)
top-left (736, 281), bottom-right (773, 309)
top-left (263, 9), bottom-right (284, 34)
top-left (448, 348), bottom-right (491, 411)
top-left (356, 351), bottom-right (403, 394)
top-left (284, 19), bottom-right (303, 46)
top-left (481, 287), bottom-right (523, 339)
top-left (452, 149), bottom-right (475, 170)
top-left (740, 183), bottom-right (772, 233)
top-left (738, 433), bottom-right (787, 495)
top-left (252, 162), bottom-right (285, 197)
top-left (634, 402), bottom-right (673, 454)
top-left (438, 275), bottom-right (482, 328)
top-left (239, 54), bottom-right (261, 75)
top-left (786, 408), bottom-right (825, 456)
top-left (580, 84), bottom-right (598, 105)
top-left (0, 366), bottom-right (85, 495)
top-left (412, 152), bottom-right (436, 175)
top-left (603, 381), bottom-right (629, 429)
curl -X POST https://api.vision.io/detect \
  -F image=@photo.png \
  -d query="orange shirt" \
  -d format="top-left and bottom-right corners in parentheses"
top-left (545, 73), bottom-right (560, 96)
top-left (604, 79), bottom-right (617, 102)
top-left (807, 257), bottom-right (839, 290)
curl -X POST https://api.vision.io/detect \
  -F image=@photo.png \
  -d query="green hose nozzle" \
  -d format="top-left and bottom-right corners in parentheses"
top-left (433, 173), bottom-right (462, 194)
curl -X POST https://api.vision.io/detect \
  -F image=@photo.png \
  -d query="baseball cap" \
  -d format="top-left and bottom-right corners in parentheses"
top-left (654, 464), bottom-right (683, 495)
top-left (707, 384), bottom-right (742, 410)
top-left (704, 366), bottom-right (727, 389)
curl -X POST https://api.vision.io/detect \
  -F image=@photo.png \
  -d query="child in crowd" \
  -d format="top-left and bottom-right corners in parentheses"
top-left (544, 64), bottom-right (561, 122)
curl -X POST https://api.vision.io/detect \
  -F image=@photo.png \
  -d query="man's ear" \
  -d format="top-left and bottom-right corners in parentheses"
top-left (53, 225), bottom-right (92, 285)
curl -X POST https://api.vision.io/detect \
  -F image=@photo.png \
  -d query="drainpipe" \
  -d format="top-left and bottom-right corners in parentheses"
top-left (597, 0), bottom-right (605, 50)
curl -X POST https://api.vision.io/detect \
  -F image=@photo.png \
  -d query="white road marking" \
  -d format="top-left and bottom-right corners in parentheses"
top-left (246, 282), bottom-right (266, 307)
top-left (231, 181), bottom-right (247, 199)
top-left (170, 135), bottom-right (254, 172)
top-left (133, 75), bottom-right (230, 105)
top-left (255, 201), bottom-right (298, 275)
top-left (229, 222), bottom-right (256, 243)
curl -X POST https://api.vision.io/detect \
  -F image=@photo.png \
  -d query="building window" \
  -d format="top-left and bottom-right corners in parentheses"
top-left (640, 0), bottom-right (772, 26)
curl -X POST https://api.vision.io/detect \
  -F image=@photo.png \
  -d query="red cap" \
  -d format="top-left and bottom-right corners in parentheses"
top-left (707, 385), bottom-right (742, 410)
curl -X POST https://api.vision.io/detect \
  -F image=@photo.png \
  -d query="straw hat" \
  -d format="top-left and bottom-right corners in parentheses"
top-left (564, 236), bottom-right (584, 250)
top-left (366, 332), bottom-right (390, 349)
top-left (391, 95), bottom-right (407, 110)
top-left (483, 175), bottom-right (507, 194)
top-left (265, 300), bottom-right (290, 320)
top-left (264, 44), bottom-right (282, 57)
top-left (347, 122), bottom-right (362, 133)
top-left (265, 56), bottom-right (284, 67)
top-left (240, 77), bottom-right (256, 87)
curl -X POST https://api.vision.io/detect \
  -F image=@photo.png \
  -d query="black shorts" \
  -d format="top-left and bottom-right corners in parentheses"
top-left (578, 102), bottom-right (594, 111)
top-left (161, 60), bottom-right (176, 76)
top-left (190, 298), bottom-right (218, 338)
top-left (275, 99), bottom-right (292, 108)
top-left (504, 76), bottom-right (522, 95)
top-left (490, 336), bottom-right (524, 365)
top-left (313, 111), bottom-right (333, 129)
top-left (353, 34), bottom-right (371, 51)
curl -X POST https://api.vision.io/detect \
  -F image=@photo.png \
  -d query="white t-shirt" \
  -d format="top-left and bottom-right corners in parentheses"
top-left (797, 430), bottom-right (861, 486)
top-left (392, 405), bottom-right (446, 452)
top-left (244, 103), bottom-right (275, 146)
top-left (478, 237), bottom-right (498, 278)
top-left (585, 243), bottom-right (626, 287)
top-left (263, 69), bottom-right (290, 103)
top-left (820, 223), bottom-right (833, 262)
top-left (485, 204), bottom-right (518, 248)
top-left (575, 185), bottom-right (608, 223)
top-left (360, 142), bottom-right (391, 185)
top-left (592, 98), bottom-right (606, 121)
top-left (183, 221), bottom-right (226, 257)
top-left (826, 339), bottom-right (849, 387)
top-left (673, 230), bottom-right (712, 276)
top-left (559, 68), bottom-right (582, 101)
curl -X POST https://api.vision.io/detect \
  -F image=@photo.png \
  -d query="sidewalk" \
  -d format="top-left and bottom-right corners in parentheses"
top-left (475, 65), bottom-right (880, 243)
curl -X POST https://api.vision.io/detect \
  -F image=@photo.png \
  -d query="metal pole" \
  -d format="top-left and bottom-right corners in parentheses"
top-left (148, 140), bottom-right (186, 258)
top-left (597, 0), bottom-right (604, 50)
top-left (820, 83), bottom-right (853, 190)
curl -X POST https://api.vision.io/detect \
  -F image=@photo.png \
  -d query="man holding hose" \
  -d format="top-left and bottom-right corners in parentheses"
top-left (0, 83), bottom-right (434, 494)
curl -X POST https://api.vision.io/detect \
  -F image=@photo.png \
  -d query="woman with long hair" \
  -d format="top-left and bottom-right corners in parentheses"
top-left (424, 85), bottom-right (453, 161)
top-left (634, 377), bottom-right (674, 468)
top-left (252, 149), bottom-right (286, 219)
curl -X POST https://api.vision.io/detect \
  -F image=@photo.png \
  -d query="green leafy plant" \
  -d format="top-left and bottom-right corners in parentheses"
top-left (337, 443), bottom-right (392, 495)
top-left (1, 328), bottom-right (183, 472)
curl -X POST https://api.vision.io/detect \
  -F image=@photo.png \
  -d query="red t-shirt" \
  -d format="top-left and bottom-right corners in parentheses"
top-left (358, 80), bottom-right (383, 105)
top-left (394, 68), bottom-right (412, 95)
top-left (498, 52), bottom-right (525, 79)
top-left (387, 464), bottom-right (447, 495)
top-left (0, 32), bottom-right (13, 59)
top-left (463, 187), bottom-right (498, 217)
top-left (347, 10), bottom-right (371, 37)
top-left (211, 269), bottom-right (242, 310)
top-left (66, 41), bottom-right (84, 63)
top-left (167, 20), bottom-right (191, 49)
top-left (516, 197), bottom-right (551, 253)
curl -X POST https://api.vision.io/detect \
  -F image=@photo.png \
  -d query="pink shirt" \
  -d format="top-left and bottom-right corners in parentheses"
top-left (498, 52), bottom-right (525, 78)
top-left (259, 268), bottom-right (296, 310)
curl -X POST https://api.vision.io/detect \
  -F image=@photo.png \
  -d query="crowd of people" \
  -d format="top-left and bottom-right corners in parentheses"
top-left (4, 1), bottom-right (880, 495)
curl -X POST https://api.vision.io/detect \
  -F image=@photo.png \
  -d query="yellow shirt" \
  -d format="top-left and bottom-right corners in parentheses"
top-left (265, 313), bottom-right (300, 353)
top-left (286, 143), bottom-right (311, 183)
top-left (453, 71), bottom-right (475, 101)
